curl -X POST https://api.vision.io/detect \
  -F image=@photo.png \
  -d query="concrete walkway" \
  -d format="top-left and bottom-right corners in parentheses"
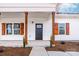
top-left (47, 51), bottom-right (79, 56)
top-left (30, 47), bottom-right (48, 56)
top-left (30, 47), bottom-right (79, 56)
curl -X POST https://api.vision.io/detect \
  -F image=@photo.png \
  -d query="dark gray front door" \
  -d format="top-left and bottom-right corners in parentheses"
top-left (35, 23), bottom-right (43, 40)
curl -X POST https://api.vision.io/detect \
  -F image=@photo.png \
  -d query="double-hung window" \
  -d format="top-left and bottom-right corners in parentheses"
top-left (54, 23), bottom-right (69, 35)
top-left (6, 23), bottom-right (12, 35)
top-left (2, 23), bottom-right (24, 35)
top-left (14, 23), bottom-right (20, 35)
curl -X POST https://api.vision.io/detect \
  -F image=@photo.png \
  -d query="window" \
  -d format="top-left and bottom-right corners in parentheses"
top-left (58, 23), bottom-right (65, 34)
top-left (54, 23), bottom-right (69, 35)
top-left (14, 23), bottom-right (20, 34)
top-left (6, 23), bottom-right (12, 35)
top-left (2, 23), bottom-right (24, 35)
top-left (37, 25), bottom-right (42, 28)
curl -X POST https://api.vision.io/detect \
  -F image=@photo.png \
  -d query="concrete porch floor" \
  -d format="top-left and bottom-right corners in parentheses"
top-left (26, 40), bottom-right (50, 47)
top-left (0, 40), bottom-right (50, 47)
top-left (0, 40), bottom-right (79, 47)
top-left (0, 40), bottom-right (23, 47)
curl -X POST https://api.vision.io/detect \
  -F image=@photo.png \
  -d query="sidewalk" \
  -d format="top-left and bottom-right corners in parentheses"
top-left (47, 51), bottom-right (79, 56)
top-left (30, 47), bottom-right (48, 56)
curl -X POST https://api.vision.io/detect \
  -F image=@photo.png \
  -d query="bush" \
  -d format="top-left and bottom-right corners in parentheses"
top-left (23, 37), bottom-right (25, 48)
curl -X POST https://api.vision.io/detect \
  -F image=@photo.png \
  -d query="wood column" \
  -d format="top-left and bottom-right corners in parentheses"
top-left (52, 12), bottom-right (55, 46)
top-left (25, 12), bottom-right (28, 44)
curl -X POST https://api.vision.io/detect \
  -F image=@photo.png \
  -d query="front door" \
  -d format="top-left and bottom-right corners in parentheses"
top-left (35, 23), bottom-right (43, 40)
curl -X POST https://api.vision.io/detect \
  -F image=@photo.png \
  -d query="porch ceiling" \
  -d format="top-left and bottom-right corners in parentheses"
top-left (29, 12), bottom-right (50, 18)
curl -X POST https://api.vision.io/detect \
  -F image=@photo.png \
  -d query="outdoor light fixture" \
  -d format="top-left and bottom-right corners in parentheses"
top-left (32, 21), bottom-right (34, 24)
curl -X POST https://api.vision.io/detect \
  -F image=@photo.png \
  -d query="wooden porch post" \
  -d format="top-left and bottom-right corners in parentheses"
top-left (25, 12), bottom-right (28, 44)
top-left (51, 12), bottom-right (55, 46)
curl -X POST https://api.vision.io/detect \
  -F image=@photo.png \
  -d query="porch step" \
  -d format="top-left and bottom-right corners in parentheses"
top-left (26, 40), bottom-right (50, 47)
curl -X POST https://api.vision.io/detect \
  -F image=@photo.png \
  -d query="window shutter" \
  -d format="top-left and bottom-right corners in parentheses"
top-left (20, 23), bottom-right (24, 35)
top-left (54, 23), bottom-right (58, 35)
top-left (66, 23), bottom-right (69, 35)
top-left (2, 23), bottom-right (6, 35)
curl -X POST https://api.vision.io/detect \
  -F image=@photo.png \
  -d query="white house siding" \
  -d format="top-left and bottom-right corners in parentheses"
top-left (0, 12), bottom-right (25, 40)
top-left (55, 14), bottom-right (79, 41)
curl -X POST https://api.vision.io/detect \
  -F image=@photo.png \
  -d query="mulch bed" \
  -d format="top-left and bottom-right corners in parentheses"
top-left (0, 47), bottom-right (32, 56)
top-left (46, 41), bottom-right (79, 52)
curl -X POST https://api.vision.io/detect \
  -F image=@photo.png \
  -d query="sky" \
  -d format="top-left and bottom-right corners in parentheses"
top-left (57, 3), bottom-right (79, 13)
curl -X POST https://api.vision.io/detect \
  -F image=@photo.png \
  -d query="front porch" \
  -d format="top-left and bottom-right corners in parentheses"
top-left (0, 12), bottom-right (55, 46)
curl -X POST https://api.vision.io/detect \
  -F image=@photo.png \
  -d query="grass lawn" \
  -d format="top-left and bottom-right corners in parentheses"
top-left (46, 41), bottom-right (79, 52)
top-left (0, 47), bottom-right (32, 56)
